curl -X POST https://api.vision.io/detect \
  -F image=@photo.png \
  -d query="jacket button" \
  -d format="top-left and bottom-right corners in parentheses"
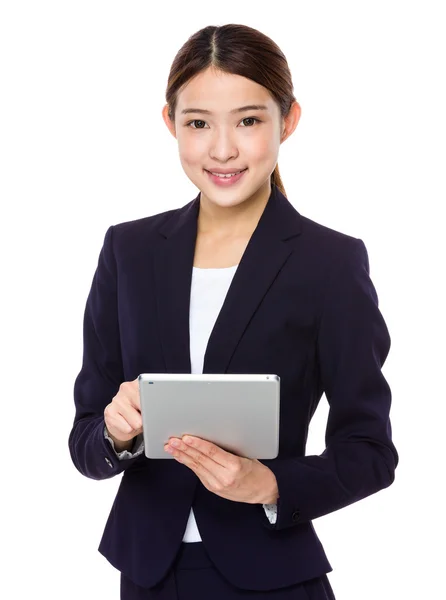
top-left (105, 457), bottom-right (113, 468)
top-left (292, 510), bottom-right (300, 522)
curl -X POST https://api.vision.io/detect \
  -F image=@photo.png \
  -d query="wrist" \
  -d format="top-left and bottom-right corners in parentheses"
top-left (262, 491), bottom-right (279, 504)
top-left (259, 466), bottom-right (279, 504)
top-left (113, 438), bottom-right (133, 453)
top-left (106, 427), bottom-right (134, 452)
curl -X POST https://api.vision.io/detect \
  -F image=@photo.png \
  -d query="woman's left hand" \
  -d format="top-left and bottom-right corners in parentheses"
top-left (164, 435), bottom-right (279, 505)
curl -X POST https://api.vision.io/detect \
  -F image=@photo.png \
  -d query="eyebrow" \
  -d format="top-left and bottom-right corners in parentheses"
top-left (181, 104), bottom-right (269, 115)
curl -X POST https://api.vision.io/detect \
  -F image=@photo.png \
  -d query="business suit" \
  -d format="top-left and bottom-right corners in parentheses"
top-left (69, 183), bottom-right (398, 593)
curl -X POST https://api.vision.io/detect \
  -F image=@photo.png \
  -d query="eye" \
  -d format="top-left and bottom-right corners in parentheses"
top-left (185, 117), bottom-right (262, 129)
top-left (187, 119), bottom-right (207, 129)
top-left (240, 117), bottom-right (261, 127)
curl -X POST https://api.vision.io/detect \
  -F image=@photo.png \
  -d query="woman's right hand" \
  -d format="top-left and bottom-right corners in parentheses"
top-left (104, 378), bottom-right (143, 445)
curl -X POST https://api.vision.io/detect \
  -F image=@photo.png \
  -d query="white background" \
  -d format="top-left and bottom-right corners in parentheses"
top-left (1, 1), bottom-right (444, 598)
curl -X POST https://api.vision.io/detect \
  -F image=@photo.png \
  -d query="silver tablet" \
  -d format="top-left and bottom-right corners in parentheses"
top-left (138, 373), bottom-right (280, 459)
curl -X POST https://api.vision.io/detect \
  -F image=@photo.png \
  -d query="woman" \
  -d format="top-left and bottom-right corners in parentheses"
top-left (69, 23), bottom-right (398, 599)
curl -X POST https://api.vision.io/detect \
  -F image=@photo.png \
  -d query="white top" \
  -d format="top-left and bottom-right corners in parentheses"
top-left (104, 263), bottom-right (278, 540)
top-left (189, 264), bottom-right (238, 374)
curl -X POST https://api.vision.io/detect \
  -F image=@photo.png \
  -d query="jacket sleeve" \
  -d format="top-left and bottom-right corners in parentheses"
top-left (68, 225), bottom-right (147, 479)
top-left (104, 427), bottom-right (145, 460)
top-left (258, 238), bottom-right (398, 530)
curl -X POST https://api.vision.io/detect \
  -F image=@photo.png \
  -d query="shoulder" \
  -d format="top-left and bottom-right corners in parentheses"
top-left (112, 206), bottom-right (180, 240)
top-left (300, 213), bottom-right (361, 247)
top-left (296, 213), bottom-right (368, 273)
top-left (278, 190), bottom-right (364, 261)
top-left (107, 200), bottom-right (193, 258)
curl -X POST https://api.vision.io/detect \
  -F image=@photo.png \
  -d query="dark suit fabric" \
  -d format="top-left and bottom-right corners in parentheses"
top-left (69, 184), bottom-right (398, 591)
top-left (120, 541), bottom-right (336, 599)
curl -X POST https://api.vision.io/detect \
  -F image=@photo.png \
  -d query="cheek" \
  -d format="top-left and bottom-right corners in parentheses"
top-left (243, 133), bottom-right (279, 162)
top-left (177, 136), bottom-right (207, 167)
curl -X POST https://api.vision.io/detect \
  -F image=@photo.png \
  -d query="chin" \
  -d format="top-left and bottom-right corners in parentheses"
top-left (187, 168), bottom-right (269, 206)
top-left (208, 196), bottom-right (247, 209)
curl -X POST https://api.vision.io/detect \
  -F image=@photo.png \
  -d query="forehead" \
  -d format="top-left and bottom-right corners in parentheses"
top-left (176, 68), bottom-right (275, 114)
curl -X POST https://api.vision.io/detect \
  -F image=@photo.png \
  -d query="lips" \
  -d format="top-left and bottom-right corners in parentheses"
top-left (205, 168), bottom-right (247, 177)
top-left (205, 168), bottom-right (248, 186)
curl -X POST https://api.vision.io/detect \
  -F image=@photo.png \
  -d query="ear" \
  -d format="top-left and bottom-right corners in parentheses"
top-left (162, 104), bottom-right (177, 139)
top-left (281, 101), bottom-right (301, 143)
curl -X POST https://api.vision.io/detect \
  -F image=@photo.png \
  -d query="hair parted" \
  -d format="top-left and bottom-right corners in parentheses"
top-left (165, 24), bottom-right (297, 198)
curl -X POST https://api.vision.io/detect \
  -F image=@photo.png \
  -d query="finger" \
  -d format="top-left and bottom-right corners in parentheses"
top-left (128, 407), bottom-right (143, 429)
top-left (181, 436), bottom-right (237, 469)
top-left (113, 402), bottom-right (141, 431)
top-left (173, 443), bottom-right (228, 479)
top-left (115, 395), bottom-right (142, 430)
top-left (170, 448), bottom-right (222, 489)
top-left (130, 378), bottom-right (141, 407)
top-left (107, 399), bottom-right (142, 432)
top-left (108, 412), bottom-right (134, 436)
top-left (120, 381), bottom-right (141, 411)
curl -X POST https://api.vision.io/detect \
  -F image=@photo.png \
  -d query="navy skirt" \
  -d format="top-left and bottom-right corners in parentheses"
top-left (120, 542), bottom-right (336, 600)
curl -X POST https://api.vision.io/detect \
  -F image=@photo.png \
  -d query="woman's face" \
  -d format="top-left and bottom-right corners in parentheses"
top-left (163, 66), bottom-right (299, 210)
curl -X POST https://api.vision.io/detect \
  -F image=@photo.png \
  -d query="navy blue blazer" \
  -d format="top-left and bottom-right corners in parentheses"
top-left (69, 183), bottom-right (398, 591)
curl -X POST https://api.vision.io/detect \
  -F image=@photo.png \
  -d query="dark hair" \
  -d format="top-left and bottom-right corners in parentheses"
top-left (165, 24), bottom-right (296, 198)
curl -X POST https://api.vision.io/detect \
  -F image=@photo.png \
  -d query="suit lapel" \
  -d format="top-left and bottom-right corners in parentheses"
top-left (153, 184), bottom-right (302, 374)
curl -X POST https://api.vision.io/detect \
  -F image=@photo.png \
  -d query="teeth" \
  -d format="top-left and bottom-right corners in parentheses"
top-left (210, 169), bottom-right (244, 178)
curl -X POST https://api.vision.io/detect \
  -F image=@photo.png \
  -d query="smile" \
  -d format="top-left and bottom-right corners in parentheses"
top-left (205, 169), bottom-right (248, 186)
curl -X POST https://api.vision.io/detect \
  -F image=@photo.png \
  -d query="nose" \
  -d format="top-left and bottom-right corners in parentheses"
top-left (209, 126), bottom-right (238, 162)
